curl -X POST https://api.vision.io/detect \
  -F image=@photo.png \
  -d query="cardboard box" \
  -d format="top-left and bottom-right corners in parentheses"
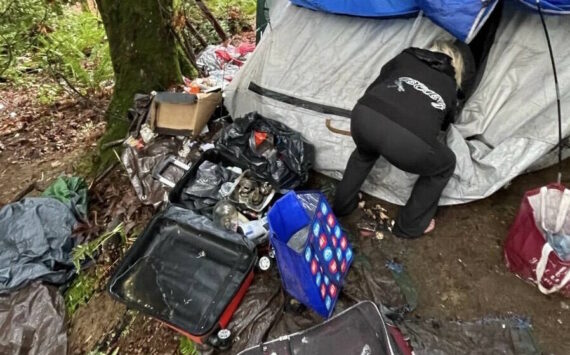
top-left (149, 92), bottom-right (222, 137)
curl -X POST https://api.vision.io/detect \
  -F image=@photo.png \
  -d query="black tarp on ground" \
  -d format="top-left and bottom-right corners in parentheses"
top-left (0, 282), bottom-right (67, 355)
top-left (237, 301), bottom-right (400, 355)
top-left (0, 198), bottom-right (77, 293)
top-left (399, 317), bottom-right (539, 354)
top-left (213, 233), bottom-right (539, 354)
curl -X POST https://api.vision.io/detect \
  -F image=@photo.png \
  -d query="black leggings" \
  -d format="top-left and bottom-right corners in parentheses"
top-left (333, 104), bottom-right (456, 238)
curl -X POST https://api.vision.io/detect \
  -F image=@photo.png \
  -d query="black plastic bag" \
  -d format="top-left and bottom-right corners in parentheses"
top-left (216, 112), bottom-right (315, 189)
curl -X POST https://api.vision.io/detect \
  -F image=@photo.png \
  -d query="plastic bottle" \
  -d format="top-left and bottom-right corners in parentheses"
top-left (213, 200), bottom-right (238, 232)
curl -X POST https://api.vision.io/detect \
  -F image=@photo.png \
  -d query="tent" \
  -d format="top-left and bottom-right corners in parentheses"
top-left (225, 0), bottom-right (570, 206)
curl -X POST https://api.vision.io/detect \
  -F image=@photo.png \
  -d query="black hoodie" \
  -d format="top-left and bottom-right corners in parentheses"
top-left (357, 48), bottom-right (460, 145)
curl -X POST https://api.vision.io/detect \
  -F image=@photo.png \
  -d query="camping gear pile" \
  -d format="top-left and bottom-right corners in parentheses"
top-left (105, 0), bottom-right (566, 353)
top-left (4, 0), bottom-right (570, 354)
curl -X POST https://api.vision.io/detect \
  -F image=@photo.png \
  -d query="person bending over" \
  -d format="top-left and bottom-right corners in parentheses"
top-left (333, 40), bottom-right (474, 238)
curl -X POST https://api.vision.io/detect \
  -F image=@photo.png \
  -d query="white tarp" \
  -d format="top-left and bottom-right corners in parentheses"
top-left (225, 0), bottom-right (570, 205)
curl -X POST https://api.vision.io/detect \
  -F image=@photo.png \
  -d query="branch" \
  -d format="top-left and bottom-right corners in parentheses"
top-left (9, 181), bottom-right (37, 203)
top-left (172, 27), bottom-right (204, 76)
top-left (185, 18), bottom-right (207, 48)
top-left (0, 34), bottom-right (13, 77)
top-left (194, 0), bottom-right (228, 42)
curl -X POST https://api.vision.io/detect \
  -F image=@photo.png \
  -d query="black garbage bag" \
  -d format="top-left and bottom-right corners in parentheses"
top-left (0, 282), bottom-right (67, 355)
top-left (216, 112), bottom-right (315, 189)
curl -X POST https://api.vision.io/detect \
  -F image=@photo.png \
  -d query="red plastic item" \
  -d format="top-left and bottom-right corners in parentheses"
top-left (165, 270), bottom-right (255, 344)
top-left (504, 183), bottom-right (570, 297)
top-left (254, 131), bottom-right (268, 147)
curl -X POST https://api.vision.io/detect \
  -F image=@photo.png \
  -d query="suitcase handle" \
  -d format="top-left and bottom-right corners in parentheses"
top-left (535, 243), bottom-right (570, 294)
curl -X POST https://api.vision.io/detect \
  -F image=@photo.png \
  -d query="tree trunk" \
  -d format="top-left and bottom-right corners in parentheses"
top-left (96, 0), bottom-right (181, 142)
top-left (194, 0), bottom-right (228, 43)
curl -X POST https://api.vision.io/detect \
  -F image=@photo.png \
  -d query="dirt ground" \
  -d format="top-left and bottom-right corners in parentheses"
top-left (344, 159), bottom-right (570, 355)
top-left (2, 82), bottom-right (570, 354)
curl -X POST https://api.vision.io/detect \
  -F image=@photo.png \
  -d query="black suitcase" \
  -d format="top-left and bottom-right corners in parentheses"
top-left (108, 207), bottom-right (257, 347)
top-left (237, 301), bottom-right (409, 355)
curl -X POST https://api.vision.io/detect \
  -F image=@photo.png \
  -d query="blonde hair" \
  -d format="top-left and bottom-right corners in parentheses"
top-left (429, 40), bottom-right (464, 87)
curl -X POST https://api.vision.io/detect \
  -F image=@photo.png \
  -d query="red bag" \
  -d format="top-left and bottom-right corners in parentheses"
top-left (504, 183), bottom-right (570, 297)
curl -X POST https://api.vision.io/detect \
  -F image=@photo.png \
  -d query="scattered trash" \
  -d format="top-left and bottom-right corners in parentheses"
top-left (238, 216), bottom-right (269, 243)
top-left (196, 43), bottom-right (255, 88)
top-left (561, 301), bottom-right (569, 310)
top-left (216, 112), bottom-right (315, 189)
top-left (149, 92), bottom-right (222, 137)
top-left (268, 191), bottom-right (353, 318)
top-left (0, 103), bottom-right (4, 111)
top-left (122, 137), bottom-right (193, 207)
top-left (140, 123), bottom-right (157, 144)
top-left (213, 199), bottom-right (239, 231)
top-left (200, 143), bottom-right (216, 152)
top-left (151, 155), bottom-right (191, 188)
top-left (358, 204), bottom-right (394, 237)
top-left (9, 112), bottom-right (16, 119)
top-left (386, 261), bottom-right (418, 311)
top-left (237, 302), bottom-right (405, 355)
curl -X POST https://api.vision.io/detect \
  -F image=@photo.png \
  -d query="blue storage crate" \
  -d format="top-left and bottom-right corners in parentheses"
top-left (268, 191), bottom-right (353, 318)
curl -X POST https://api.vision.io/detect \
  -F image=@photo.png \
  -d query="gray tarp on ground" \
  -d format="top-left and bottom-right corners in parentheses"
top-left (0, 282), bottom-right (67, 355)
top-left (225, 0), bottom-right (570, 205)
top-left (0, 198), bottom-right (76, 292)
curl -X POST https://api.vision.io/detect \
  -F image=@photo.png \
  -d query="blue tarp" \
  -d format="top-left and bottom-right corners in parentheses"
top-left (289, 0), bottom-right (570, 42)
top-left (417, 0), bottom-right (500, 43)
top-left (519, 0), bottom-right (570, 13)
top-left (289, 0), bottom-right (418, 17)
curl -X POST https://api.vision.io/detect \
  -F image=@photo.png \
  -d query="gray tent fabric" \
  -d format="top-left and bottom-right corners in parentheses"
top-left (0, 198), bottom-right (77, 293)
top-left (225, 0), bottom-right (570, 206)
top-left (0, 282), bottom-right (67, 355)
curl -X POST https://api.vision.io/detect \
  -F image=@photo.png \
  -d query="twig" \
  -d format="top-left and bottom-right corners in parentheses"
top-left (0, 33), bottom-right (13, 77)
top-left (194, 0), bottom-right (228, 42)
top-left (89, 162), bottom-right (119, 190)
top-left (172, 28), bottom-right (203, 75)
top-left (9, 181), bottom-right (36, 203)
top-left (101, 138), bottom-right (125, 150)
top-left (185, 18), bottom-right (207, 48)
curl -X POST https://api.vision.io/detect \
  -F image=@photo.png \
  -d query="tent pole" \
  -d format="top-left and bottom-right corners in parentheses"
top-left (536, 0), bottom-right (563, 183)
top-left (256, 0), bottom-right (268, 44)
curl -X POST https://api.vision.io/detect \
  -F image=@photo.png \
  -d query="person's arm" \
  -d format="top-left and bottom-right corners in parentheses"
top-left (441, 96), bottom-right (458, 131)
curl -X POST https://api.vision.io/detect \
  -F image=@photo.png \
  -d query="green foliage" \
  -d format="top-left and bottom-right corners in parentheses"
top-left (0, 0), bottom-right (53, 78)
top-left (179, 337), bottom-right (198, 355)
top-left (65, 271), bottom-right (98, 315)
top-left (72, 223), bottom-right (126, 272)
top-left (0, 1), bottom-right (112, 92)
top-left (181, 0), bottom-right (256, 46)
top-left (39, 9), bottom-right (113, 90)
